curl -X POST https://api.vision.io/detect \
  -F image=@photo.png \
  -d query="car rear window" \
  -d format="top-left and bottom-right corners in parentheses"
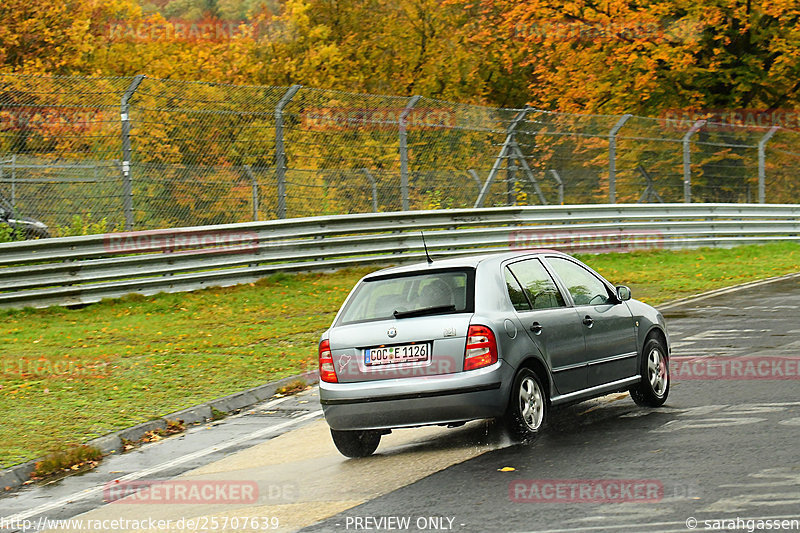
top-left (336, 269), bottom-right (474, 325)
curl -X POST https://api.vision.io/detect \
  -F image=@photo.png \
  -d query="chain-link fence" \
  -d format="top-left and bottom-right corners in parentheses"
top-left (2, 73), bottom-right (799, 232)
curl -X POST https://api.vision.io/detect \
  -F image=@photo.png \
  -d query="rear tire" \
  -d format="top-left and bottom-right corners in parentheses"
top-left (503, 368), bottom-right (548, 443)
top-left (630, 337), bottom-right (670, 407)
top-left (330, 429), bottom-right (381, 458)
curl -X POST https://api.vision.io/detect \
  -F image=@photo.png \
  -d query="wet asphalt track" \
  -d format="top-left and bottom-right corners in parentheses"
top-left (1, 276), bottom-right (799, 533)
top-left (303, 275), bottom-right (800, 532)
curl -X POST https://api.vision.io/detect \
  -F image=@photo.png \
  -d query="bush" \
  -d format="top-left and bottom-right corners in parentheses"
top-left (53, 214), bottom-right (110, 237)
top-left (0, 223), bottom-right (25, 243)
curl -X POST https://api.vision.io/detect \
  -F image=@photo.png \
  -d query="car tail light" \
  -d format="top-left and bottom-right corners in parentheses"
top-left (319, 339), bottom-right (338, 383)
top-left (464, 325), bottom-right (498, 371)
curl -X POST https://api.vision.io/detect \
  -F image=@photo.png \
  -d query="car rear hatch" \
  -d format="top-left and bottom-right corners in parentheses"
top-left (328, 268), bottom-right (475, 383)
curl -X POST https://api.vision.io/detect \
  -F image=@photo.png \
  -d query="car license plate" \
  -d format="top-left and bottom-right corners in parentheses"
top-left (365, 343), bottom-right (430, 366)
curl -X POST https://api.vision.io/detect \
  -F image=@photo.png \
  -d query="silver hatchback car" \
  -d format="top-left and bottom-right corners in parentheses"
top-left (318, 250), bottom-right (670, 457)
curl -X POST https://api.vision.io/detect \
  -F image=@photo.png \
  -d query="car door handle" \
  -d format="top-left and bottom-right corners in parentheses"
top-left (582, 315), bottom-right (594, 327)
top-left (530, 322), bottom-right (543, 335)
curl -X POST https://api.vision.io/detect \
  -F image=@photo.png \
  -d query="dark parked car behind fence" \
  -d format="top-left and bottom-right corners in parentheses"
top-left (0, 195), bottom-right (50, 239)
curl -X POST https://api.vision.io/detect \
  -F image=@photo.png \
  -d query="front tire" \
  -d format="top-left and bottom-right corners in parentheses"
top-left (330, 429), bottom-right (381, 458)
top-left (630, 337), bottom-right (670, 407)
top-left (504, 368), bottom-right (548, 443)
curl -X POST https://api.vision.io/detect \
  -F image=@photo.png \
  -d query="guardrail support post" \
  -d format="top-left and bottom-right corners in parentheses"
top-left (275, 85), bottom-right (302, 219)
top-left (608, 114), bottom-right (631, 204)
top-left (758, 126), bottom-right (779, 204)
top-left (399, 95), bottom-right (422, 211)
top-left (120, 75), bottom-right (145, 231)
top-left (682, 119), bottom-right (706, 204)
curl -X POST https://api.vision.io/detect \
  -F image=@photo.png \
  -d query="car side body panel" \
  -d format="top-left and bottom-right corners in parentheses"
top-left (626, 298), bottom-right (672, 356)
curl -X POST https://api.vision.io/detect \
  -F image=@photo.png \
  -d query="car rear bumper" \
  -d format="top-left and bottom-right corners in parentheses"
top-left (319, 361), bottom-right (514, 430)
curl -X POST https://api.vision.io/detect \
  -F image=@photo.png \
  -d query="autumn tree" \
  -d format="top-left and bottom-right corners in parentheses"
top-left (471, 0), bottom-right (800, 114)
top-left (0, 0), bottom-right (142, 75)
top-left (249, 0), bottom-right (510, 101)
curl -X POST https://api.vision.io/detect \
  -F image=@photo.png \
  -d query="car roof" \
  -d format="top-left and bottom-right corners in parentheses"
top-left (362, 249), bottom-right (568, 279)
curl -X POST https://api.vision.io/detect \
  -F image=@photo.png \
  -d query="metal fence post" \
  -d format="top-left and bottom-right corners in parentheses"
top-left (362, 168), bottom-right (378, 212)
top-left (608, 114), bottom-right (631, 204)
top-left (507, 161), bottom-right (517, 206)
top-left (399, 95), bottom-right (422, 211)
top-left (475, 107), bottom-right (532, 208)
top-left (467, 169), bottom-right (482, 198)
top-left (10, 154), bottom-right (16, 206)
top-left (758, 126), bottom-right (779, 204)
top-left (549, 169), bottom-right (564, 205)
top-left (274, 85), bottom-right (302, 219)
top-left (120, 74), bottom-right (145, 231)
top-left (682, 119), bottom-right (706, 203)
top-left (244, 165), bottom-right (259, 221)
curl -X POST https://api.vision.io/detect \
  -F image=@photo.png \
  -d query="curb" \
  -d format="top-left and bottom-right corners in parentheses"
top-left (0, 369), bottom-right (319, 493)
top-left (656, 271), bottom-right (800, 312)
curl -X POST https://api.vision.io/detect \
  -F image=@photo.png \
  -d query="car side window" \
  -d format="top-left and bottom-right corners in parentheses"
top-left (546, 257), bottom-right (612, 306)
top-left (504, 268), bottom-right (531, 311)
top-left (507, 260), bottom-right (566, 310)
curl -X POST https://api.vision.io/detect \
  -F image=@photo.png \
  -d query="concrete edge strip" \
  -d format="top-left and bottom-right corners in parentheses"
top-left (0, 369), bottom-right (320, 493)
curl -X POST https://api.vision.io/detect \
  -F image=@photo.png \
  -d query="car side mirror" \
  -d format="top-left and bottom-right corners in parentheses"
top-left (616, 285), bottom-right (632, 302)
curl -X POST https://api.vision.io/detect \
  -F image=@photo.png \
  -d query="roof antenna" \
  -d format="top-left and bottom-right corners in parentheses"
top-left (421, 232), bottom-right (433, 264)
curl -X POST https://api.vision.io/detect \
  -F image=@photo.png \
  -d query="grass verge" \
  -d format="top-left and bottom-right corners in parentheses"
top-left (1, 242), bottom-right (799, 469)
top-left (31, 444), bottom-right (102, 479)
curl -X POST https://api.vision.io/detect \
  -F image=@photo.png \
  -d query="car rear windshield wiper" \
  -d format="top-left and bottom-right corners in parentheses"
top-left (393, 304), bottom-right (456, 319)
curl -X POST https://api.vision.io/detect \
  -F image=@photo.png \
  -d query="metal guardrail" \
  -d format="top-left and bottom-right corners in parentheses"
top-left (1, 204), bottom-right (799, 309)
